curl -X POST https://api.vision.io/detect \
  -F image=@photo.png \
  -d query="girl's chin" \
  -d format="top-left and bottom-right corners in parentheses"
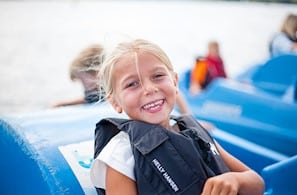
top-left (142, 116), bottom-right (168, 126)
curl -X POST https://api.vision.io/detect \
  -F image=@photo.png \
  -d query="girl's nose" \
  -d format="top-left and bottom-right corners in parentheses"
top-left (142, 81), bottom-right (158, 95)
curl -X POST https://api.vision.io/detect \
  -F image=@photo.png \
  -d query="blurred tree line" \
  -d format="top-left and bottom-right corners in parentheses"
top-left (253, 0), bottom-right (297, 3)
top-left (226, 0), bottom-right (297, 3)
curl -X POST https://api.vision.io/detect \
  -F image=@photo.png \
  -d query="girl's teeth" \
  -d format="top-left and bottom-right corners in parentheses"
top-left (143, 100), bottom-right (163, 109)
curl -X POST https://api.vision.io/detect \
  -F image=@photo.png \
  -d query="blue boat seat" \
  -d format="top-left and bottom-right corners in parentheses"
top-left (262, 155), bottom-right (297, 195)
top-left (251, 54), bottom-right (297, 96)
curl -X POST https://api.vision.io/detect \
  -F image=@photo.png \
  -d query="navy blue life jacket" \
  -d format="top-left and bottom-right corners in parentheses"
top-left (93, 115), bottom-right (229, 195)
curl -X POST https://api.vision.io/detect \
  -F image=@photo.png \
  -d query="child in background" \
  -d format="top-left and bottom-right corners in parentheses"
top-left (190, 41), bottom-right (227, 94)
top-left (269, 13), bottom-right (297, 57)
top-left (206, 41), bottom-right (227, 79)
top-left (90, 39), bottom-right (264, 195)
top-left (51, 44), bottom-right (104, 107)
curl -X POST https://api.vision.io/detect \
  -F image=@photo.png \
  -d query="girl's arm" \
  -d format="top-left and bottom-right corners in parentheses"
top-left (176, 93), bottom-right (191, 114)
top-left (201, 142), bottom-right (265, 195)
top-left (106, 165), bottom-right (137, 195)
top-left (50, 98), bottom-right (85, 107)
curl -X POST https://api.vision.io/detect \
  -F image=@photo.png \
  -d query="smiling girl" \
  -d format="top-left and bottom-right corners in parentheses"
top-left (90, 39), bottom-right (264, 195)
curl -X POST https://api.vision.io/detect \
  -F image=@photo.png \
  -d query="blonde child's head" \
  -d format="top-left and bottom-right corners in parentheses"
top-left (99, 39), bottom-right (178, 127)
top-left (281, 13), bottom-right (297, 40)
top-left (69, 44), bottom-right (104, 81)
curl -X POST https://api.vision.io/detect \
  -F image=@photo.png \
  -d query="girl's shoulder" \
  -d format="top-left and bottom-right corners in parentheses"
top-left (90, 131), bottom-right (135, 188)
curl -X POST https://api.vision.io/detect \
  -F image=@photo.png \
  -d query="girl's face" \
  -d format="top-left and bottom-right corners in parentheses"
top-left (109, 51), bottom-right (178, 129)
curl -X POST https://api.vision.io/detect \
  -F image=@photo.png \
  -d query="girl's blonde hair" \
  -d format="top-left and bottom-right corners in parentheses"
top-left (281, 13), bottom-right (297, 40)
top-left (69, 44), bottom-right (104, 80)
top-left (99, 39), bottom-right (174, 98)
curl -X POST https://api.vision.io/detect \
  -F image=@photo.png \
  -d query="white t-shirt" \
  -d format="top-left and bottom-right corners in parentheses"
top-left (90, 131), bottom-right (135, 189)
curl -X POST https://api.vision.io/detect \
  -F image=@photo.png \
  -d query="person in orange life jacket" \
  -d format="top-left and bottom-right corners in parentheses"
top-left (90, 39), bottom-right (264, 195)
top-left (190, 41), bottom-right (227, 95)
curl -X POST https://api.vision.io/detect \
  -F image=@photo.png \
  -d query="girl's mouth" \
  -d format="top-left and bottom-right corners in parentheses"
top-left (142, 99), bottom-right (164, 112)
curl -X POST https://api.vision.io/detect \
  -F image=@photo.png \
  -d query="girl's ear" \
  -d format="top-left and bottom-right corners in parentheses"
top-left (107, 95), bottom-right (123, 113)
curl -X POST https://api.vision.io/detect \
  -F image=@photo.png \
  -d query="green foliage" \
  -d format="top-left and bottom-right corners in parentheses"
top-left (217, 0), bottom-right (297, 3)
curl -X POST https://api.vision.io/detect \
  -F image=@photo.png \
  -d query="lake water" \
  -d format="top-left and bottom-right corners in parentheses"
top-left (0, 1), bottom-right (296, 115)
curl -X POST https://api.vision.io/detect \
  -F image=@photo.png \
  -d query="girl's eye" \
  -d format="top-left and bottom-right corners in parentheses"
top-left (125, 81), bottom-right (139, 89)
top-left (153, 73), bottom-right (165, 80)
